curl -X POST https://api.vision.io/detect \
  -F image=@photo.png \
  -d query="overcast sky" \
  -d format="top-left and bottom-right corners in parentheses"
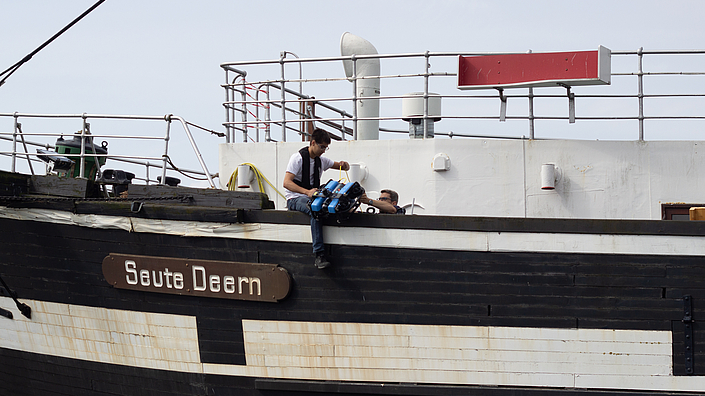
top-left (1, 1), bottom-right (704, 181)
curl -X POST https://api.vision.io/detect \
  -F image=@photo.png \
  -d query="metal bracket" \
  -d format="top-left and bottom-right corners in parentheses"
top-left (130, 201), bottom-right (143, 213)
top-left (683, 295), bottom-right (695, 375)
top-left (0, 275), bottom-right (31, 319)
top-left (0, 307), bottom-right (12, 319)
top-left (236, 209), bottom-right (245, 223)
top-left (0, 286), bottom-right (12, 318)
top-left (559, 84), bottom-right (576, 124)
top-left (497, 88), bottom-right (507, 122)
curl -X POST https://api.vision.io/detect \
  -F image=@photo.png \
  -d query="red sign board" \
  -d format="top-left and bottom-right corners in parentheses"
top-left (458, 46), bottom-right (610, 89)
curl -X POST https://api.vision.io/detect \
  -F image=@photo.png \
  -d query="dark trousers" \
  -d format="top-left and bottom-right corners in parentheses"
top-left (287, 196), bottom-right (324, 254)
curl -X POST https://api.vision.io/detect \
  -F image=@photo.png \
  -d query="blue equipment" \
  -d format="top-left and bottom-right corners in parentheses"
top-left (308, 179), bottom-right (365, 221)
top-left (310, 180), bottom-right (339, 213)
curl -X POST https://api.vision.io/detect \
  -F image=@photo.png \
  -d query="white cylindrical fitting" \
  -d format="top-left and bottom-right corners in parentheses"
top-left (402, 93), bottom-right (442, 120)
top-left (541, 163), bottom-right (556, 190)
top-left (237, 164), bottom-right (253, 188)
top-left (348, 163), bottom-right (368, 184)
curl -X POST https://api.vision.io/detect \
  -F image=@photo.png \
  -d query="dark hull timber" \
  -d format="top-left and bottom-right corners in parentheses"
top-left (2, 348), bottom-right (702, 396)
top-left (1, 200), bottom-right (705, 395)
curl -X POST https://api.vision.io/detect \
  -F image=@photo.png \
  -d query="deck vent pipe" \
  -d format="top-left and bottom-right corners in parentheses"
top-left (341, 32), bottom-right (380, 140)
top-left (402, 93), bottom-right (442, 139)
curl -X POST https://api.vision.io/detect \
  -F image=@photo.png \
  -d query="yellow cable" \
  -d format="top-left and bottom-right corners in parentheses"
top-left (337, 165), bottom-right (351, 183)
top-left (228, 163), bottom-right (352, 202)
top-left (227, 163), bottom-right (286, 200)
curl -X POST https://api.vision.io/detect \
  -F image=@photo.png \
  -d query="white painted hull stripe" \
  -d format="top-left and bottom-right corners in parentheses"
top-left (1, 206), bottom-right (703, 256)
top-left (1, 298), bottom-right (705, 392)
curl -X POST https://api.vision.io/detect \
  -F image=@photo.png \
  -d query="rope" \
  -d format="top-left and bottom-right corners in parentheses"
top-left (226, 163), bottom-right (350, 203)
top-left (227, 163), bottom-right (286, 200)
top-left (337, 165), bottom-right (351, 183)
top-left (163, 156), bottom-right (210, 181)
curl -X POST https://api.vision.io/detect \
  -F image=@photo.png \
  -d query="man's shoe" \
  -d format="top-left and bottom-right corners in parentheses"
top-left (314, 253), bottom-right (330, 269)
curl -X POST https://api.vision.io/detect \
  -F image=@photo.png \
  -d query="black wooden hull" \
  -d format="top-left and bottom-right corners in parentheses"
top-left (3, 347), bottom-right (699, 396)
top-left (1, 202), bottom-right (704, 395)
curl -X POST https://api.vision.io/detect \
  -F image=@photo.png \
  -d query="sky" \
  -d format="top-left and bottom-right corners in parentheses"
top-left (1, 0), bottom-right (704, 185)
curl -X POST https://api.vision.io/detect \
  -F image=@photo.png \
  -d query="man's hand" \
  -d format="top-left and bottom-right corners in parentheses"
top-left (284, 171), bottom-right (318, 198)
top-left (335, 161), bottom-right (350, 171)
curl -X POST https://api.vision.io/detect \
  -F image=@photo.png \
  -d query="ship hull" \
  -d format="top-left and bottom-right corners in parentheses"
top-left (1, 203), bottom-right (705, 395)
top-left (3, 347), bottom-right (700, 396)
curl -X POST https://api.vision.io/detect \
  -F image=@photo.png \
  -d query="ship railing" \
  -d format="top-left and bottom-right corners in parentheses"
top-left (222, 64), bottom-right (353, 143)
top-left (221, 48), bottom-right (705, 143)
top-left (0, 112), bottom-right (218, 189)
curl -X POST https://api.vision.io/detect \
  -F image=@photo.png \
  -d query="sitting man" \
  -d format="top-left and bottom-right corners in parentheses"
top-left (283, 128), bottom-right (349, 269)
top-left (360, 189), bottom-right (406, 214)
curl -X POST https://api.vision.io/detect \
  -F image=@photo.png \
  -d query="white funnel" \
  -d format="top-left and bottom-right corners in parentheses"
top-left (341, 32), bottom-right (380, 140)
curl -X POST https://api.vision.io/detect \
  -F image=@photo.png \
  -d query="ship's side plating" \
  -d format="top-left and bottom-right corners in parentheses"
top-left (1, 198), bottom-right (705, 395)
top-left (219, 138), bottom-right (705, 220)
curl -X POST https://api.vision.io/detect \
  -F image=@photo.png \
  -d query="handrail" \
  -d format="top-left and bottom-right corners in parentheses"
top-left (0, 112), bottom-right (218, 188)
top-left (224, 81), bottom-right (353, 142)
top-left (170, 115), bottom-right (215, 188)
top-left (222, 48), bottom-right (705, 142)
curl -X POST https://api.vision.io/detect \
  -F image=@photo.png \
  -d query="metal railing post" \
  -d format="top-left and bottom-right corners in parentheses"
top-left (281, 51), bottom-right (302, 96)
top-left (15, 123), bottom-right (34, 175)
top-left (254, 83), bottom-right (272, 143)
top-left (233, 74), bottom-right (246, 143)
top-left (423, 51), bottom-right (430, 139)
top-left (254, 84), bottom-right (261, 143)
top-left (160, 115), bottom-right (172, 185)
top-left (11, 113), bottom-right (18, 173)
top-left (86, 122), bottom-right (102, 179)
top-left (222, 66), bottom-right (247, 143)
top-left (240, 79), bottom-right (248, 143)
top-left (528, 87), bottom-right (535, 139)
top-left (281, 52), bottom-right (303, 141)
top-left (526, 50), bottom-right (535, 139)
top-left (172, 116), bottom-right (215, 188)
top-left (264, 84), bottom-right (272, 142)
top-left (224, 70), bottom-right (231, 143)
top-left (638, 47), bottom-right (645, 141)
top-left (341, 110), bottom-right (346, 141)
top-left (352, 55), bottom-right (358, 141)
top-left (79, 113), bottom-right (88, 178)
top-left (279, 53), bottom-right (287, 142)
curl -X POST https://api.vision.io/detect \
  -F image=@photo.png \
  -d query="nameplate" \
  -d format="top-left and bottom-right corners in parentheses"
top-left (102, 253), bottom-right (291, 302)
top-left (458, 46), bottom-right (611, 89)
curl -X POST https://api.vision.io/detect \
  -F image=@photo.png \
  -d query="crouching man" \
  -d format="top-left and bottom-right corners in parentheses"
top-left (360, 189), bottom-right (406, 214)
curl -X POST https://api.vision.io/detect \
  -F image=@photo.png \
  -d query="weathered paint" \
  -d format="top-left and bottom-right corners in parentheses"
top-left (4, 298), bottom-right (702, 393)
top-left (2, 206), bottom-right (705, 255)
top-left (219, 139), bottom-right (705, 219)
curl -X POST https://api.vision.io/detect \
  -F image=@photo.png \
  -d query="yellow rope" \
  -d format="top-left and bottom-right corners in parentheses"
top-left (227, 163), bottom-right (286, 200)
top-left (228, 163), bottom-right (351, 202)
top-left (337, 164), bottom-right (351, 183)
